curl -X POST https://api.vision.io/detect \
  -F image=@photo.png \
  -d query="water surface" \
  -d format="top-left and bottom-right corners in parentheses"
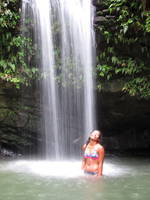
top-left (0, 157), bottom-right (150, 200)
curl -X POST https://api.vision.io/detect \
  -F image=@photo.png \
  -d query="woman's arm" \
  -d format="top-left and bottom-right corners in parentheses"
top-left (81, 158), bottom-right (86, 170)
top-left (97, 146), bottom-right (105, 176)
top-left (81, 144), bottom-right (86, 170)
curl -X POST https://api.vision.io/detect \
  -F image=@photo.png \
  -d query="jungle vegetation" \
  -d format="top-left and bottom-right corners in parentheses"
top-left (0, 0), bottom-right (38, 89)
top-left (96, 0), bottom-right (150, 98)
top-left (0, 0), bottom-right (150, 98)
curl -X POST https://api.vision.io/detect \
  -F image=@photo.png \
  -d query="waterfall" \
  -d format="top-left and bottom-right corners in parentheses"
top-left (22, 0), bottom-right (96, 159)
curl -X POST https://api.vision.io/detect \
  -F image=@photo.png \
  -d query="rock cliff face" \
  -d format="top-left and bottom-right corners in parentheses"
top-left (0, 84), bottom-right (40, 157)
top-left (96, 91), bottom-right (150, 153)
top-left (2, 83), bottom-right (150, 155)
top-left (93, 0), bottom-right (150, 153)
top-left (0, 0), bottom-right (150, 156)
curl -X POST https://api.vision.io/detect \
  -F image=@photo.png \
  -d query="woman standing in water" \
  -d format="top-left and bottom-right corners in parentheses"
top-left (81, 130), bottom-right (105, 176)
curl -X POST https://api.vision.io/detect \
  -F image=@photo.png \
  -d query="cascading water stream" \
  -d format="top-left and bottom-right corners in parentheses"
top-left (22, 0), bottom-right (96, 159)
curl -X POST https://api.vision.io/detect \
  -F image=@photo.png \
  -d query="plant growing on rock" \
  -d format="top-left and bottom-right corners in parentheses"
top-left (95, 0), bottom-right (150, 98)
top-left (0, 0), bottom-right (39, 88)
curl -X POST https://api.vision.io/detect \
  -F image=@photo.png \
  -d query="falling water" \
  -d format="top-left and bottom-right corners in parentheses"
top-left (22, 0), bottom-right (96, 159)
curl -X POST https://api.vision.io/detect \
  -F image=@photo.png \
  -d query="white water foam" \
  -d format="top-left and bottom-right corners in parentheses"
top-left (0, 160), bottom-right (132, 178)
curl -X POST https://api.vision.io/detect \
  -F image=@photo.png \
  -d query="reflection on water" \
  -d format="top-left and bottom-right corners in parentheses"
top-left (0, 157), bottom-right (150, 200)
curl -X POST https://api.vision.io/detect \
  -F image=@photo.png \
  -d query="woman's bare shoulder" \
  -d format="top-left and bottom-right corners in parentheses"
top-left (96, 144), bottom-right (104, 151)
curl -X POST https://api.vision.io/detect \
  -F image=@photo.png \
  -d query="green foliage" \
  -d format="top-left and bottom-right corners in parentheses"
top-left (0, 0), bottom-right (39, 88)
top-left (145, 11), bottom-right (150, 32)
top-left (123, 77), bottom-right (150, 97)
top-left (96, 0), bottom-right (150, 98)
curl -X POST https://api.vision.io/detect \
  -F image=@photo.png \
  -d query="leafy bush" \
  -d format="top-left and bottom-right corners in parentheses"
top-left (0, 0), bottom-right (39, 88)
top-left (96, 0), bottom-right (150, 98)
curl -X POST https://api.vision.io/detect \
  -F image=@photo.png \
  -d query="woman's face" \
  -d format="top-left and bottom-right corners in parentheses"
top-left (90, 130), bottom-right (100, 141)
